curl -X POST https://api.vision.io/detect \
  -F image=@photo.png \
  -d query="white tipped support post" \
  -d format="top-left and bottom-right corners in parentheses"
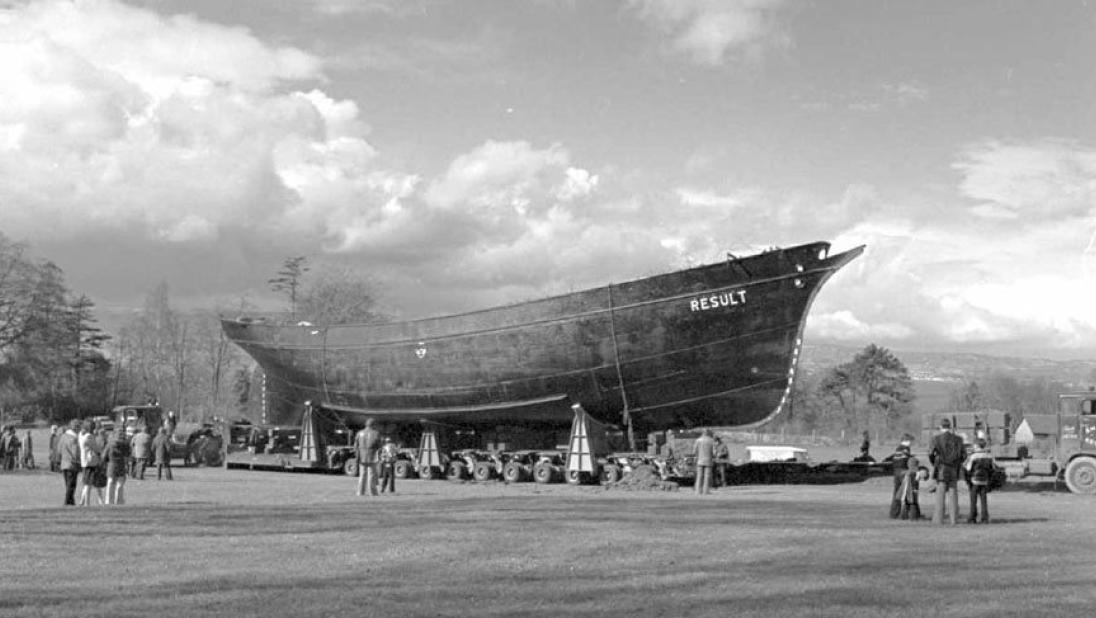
top-left (566, 404), bottom-right (609, 482)
top-left (417, 429), bottom-right (442, 473)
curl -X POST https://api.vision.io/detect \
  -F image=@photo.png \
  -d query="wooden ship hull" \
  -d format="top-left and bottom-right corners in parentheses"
top-left (222, 241), bottom-right (863, 435)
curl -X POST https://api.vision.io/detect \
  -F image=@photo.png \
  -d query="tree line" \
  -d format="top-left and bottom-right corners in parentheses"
top-left (777, 343), bottom-right (1078, 441)
top-left (1, 234), bottom-right (112, 423)
top-left (0, 239), bottom-right (382, 425)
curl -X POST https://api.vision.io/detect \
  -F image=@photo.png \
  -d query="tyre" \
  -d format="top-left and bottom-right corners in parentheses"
top-left (502, 461), bottom-right (525, 483)
top-left (566, 469), bottom-right (587, 485)
top-left (600, 464), bottom-right (621, 484)
top-left (533, 462), bottom-right (556, 484)
top-left (1065, 456), bottom-right (1096, 494)
top-left (446, 461), bottom-right (467, 481)
top-left (393, 460), bottom-right (414, 479)
top-left (473, 461), bottom-right (495, 482)
top-left (343, 457), bottom-right (358, 477)
top-left (419, 465), bottom-right (437, 481)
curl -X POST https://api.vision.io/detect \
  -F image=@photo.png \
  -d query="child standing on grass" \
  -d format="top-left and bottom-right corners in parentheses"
top-left (897, 456), bottom-right (924, 520)
top-left (964, 439), bottom-right (995, 524)
top-left (379, 438), bottom-right (398, 494)
top-left (886, 436), bottom-right (912, 518)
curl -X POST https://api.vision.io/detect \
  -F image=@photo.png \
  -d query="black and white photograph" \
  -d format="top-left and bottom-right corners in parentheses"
top-left (2, 1), bottom-right (1095, 616)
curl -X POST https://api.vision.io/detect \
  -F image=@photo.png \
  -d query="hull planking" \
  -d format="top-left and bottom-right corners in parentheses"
top-left (222, 241), bottom-right (863, 434)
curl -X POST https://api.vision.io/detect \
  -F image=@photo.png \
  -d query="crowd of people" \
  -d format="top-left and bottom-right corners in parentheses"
top-left (54, 419), bottom-right (175, 506)
top-left (0, 419), bottom-right (178, 507)
top-left (0, 426), bottom-right (35, 471)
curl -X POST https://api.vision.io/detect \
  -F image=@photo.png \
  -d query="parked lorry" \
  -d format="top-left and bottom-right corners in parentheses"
top-left (922, 391), bottom-right (1096, 494)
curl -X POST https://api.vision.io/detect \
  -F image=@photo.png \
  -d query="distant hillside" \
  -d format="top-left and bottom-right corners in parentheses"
top-left (800, 342), bottom-right (1096, 386)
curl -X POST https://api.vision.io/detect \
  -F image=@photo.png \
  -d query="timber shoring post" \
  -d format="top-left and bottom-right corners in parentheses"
top-left (606, 284), bottom-right (635, 451)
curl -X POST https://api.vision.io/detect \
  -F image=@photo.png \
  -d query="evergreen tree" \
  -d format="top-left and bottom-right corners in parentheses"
top-left (818, 343), bottom-right (916, 438)
top-left (268, 256), bottom-right (309, 317)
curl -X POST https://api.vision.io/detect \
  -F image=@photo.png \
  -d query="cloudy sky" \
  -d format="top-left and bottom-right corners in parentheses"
top-left (2, 0), bottom-right (1095, 357)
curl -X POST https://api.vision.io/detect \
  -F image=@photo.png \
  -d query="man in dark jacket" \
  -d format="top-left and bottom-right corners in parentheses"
top-left (355, 418), bottom-right (380, 497)
top-left (929, 418), bottom-right (965, 525)
top-left (59, 420), bottom-right (82, 506)
top-left (152, 428), bottom-right (173, 480)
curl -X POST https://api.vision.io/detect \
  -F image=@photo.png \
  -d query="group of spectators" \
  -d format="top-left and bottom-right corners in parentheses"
top-left (690, 429), bottom-right (732, 494)
top-left (0, 426), bottom-right (35, 471)
top-left (353, 418), bottom-right (400, 496)
top-left (50, 419), bottom-right (176, 507)
top-left (887, 418), bottom-right (999, 524)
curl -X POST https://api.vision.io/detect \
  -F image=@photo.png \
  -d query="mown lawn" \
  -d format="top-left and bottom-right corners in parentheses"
top-left (1, 467), bottom-right (1094, 617)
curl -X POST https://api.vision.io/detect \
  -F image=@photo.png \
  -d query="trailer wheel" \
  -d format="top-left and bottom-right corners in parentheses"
top-left (473, 461), bottom-right (495, 481)
top-left (1065, 457), bottom-right (1096, 494)
top-left (419, 465), bottom-right (437, 481)
top-left (502, 461), bottom-right (525, 483)
top-left (600, 464), bottom-right (621, 484)
top-left (533, 462), bottom-right (557, 484)
top-left (566, 469), bottom-right (593, 485)
top-left (393, 460), bottom-right (414, 479)
top-left (447, 461), bottom-right (468, 481)
top-left (343, 457), bottom-right (359, 477)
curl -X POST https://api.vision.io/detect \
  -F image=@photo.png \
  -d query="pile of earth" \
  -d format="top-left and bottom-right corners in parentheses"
top-left (601, 465), bottom-right (679, 492)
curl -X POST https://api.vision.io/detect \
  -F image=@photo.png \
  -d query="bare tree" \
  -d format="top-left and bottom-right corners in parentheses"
top-left (297, 265), bottom-right (386, 325)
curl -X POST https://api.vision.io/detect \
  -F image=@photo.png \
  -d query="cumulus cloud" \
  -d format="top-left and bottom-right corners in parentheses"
top-left (0, 0), bottom-right (427, 252)
top-left (627, 0), bottom-right (789, 66)
top-left (554, 167), bottom-right (599, 202)
top-left (954, 139), bottom-right (1096, 220)
top-left (814, 147), bottom-right (1096, 352)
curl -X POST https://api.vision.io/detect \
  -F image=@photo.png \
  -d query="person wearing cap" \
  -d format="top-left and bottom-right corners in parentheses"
top-left (378, 437), bottom-right (399, 494)
top-left (929, 418), bottom-right (965, 524)
top-left (692, 428), bottom-right (715, 495)
top-left (885, 435), bottom-right (913, 518)
top-left (963, 438), bottom-right (996, 523)
top-left (355, 418), bottom-right (381, 497)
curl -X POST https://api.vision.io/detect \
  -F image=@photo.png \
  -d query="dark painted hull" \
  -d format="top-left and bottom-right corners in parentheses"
top-left (222, 242), bottom-right (862, 432)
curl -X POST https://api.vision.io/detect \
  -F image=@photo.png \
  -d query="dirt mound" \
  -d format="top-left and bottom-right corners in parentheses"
top-left (601, 464), bottom-right (679, 492)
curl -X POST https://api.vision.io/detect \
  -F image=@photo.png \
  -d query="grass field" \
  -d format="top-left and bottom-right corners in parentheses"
top-left (2, 462), bottom-right (1095, 618)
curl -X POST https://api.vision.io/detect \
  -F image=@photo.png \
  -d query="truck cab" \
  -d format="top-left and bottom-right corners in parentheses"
top-left (1055, 393), bottom-right (1096, 493)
